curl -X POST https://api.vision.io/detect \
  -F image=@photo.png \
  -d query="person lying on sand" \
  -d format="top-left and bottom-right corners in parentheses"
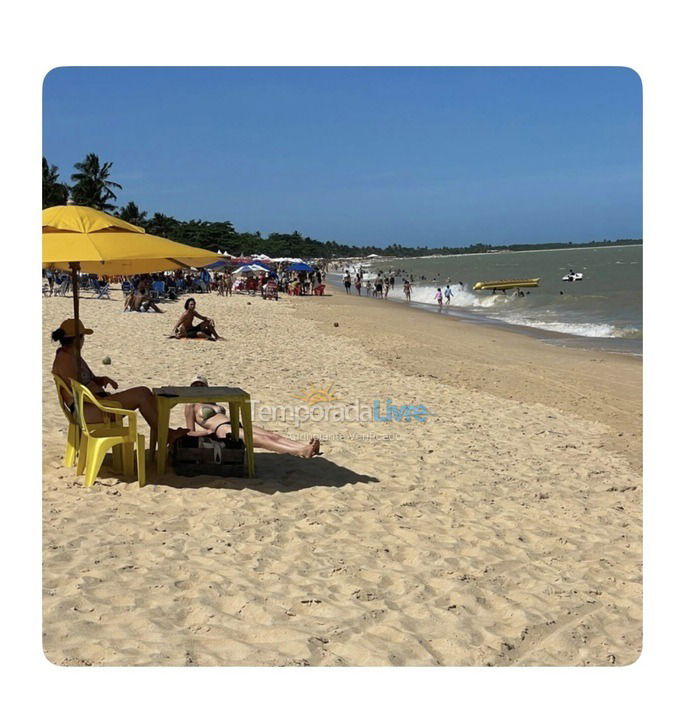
top-left (173, 298), bottom-right (219, 340)
top-left (184, 376), bottom-right (321, 458)
top-left (51, 319), bottom-right (187, 444)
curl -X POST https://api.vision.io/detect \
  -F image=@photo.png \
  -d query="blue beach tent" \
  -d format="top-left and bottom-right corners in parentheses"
top-left (287, 262), bottom-right (315, 272)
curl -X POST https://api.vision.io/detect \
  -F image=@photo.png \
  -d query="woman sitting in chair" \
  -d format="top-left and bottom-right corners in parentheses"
top-left (51, 318), bottom-right (187, 443)
top-left (184, 376), bottom-right (321, 458)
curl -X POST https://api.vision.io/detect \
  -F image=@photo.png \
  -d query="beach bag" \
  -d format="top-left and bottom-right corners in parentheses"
top-left (171, 433), bottom-right (245, 477)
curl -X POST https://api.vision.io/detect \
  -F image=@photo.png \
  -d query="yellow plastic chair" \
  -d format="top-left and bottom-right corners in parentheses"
top-left (53, 373), bottom-right (123, 470)
top-left (70, 380), bottom-right (147, 488)
top-left (53, 373), bottom-right (82, 468)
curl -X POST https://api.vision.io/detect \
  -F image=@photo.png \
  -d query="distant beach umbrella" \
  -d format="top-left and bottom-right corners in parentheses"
top-left (235, 264), bottom-right (266, 273)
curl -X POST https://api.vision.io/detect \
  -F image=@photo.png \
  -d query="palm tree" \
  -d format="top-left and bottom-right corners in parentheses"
top-left (42, 157), bottom-right (69, 208)
top-left (70, 153), bottom-right (122, 211)
top-left (116, 201), bottom-right (148, 227)
top-left (147, 212), bottom-right (179, 239)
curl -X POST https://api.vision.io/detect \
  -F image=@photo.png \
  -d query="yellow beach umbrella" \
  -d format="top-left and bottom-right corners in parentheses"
top-left (43, 204), bottom-right (146, 234)
top-left (43, 205), bottom-right (219, 274)
top-left (43, 204), bottom-right (219, 378)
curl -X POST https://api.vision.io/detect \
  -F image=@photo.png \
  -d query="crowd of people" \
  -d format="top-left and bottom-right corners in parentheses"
top-left (43, 262), bottom-right (329, 303)
top-left (338, 264), bottom-right (469, 308)
top-left (342, 268), bottom-right (417, 301)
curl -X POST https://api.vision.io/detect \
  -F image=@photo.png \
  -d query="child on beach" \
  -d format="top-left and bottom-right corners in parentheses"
top-left (444, 285), bottom-right (453, 305)
top-left (435, 288), bottom-right (443, 308)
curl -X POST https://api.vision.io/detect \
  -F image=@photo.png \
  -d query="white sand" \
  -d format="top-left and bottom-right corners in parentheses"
top-left (42, 289), bottom-right (641, 665)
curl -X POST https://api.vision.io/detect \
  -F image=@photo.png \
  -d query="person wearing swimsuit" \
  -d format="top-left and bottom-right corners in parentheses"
top-left (184, 376), bottom-right (321, 459)
top-left (51, 318), bottom-right (187, 444)
top-left (173, 298), bottom-right (219, 340)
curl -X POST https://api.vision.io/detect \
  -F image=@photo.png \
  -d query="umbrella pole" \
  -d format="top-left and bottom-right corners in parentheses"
top-left (70, 262), bottom-right (82, 383)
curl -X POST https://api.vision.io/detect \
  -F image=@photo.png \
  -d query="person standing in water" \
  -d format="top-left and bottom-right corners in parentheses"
top-left (444, 284), bottom-right (453, 305)
top-left (435, 287), bottom-right (443, 310)
top-left (403, 279), bottom-right (412, 301)
top-left (354, 274), bottom-right (362, 295)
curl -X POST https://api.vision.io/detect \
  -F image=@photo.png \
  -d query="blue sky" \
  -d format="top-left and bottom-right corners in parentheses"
top-left (43, 67), bottom-right (642, 248)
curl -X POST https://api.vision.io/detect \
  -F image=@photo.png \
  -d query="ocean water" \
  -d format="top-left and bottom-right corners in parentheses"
top-left (337, 245), bottom-right (642, 354)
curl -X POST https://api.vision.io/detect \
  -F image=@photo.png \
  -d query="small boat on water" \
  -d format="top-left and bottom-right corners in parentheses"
top-left (472, 277), bottom-right (540, 291)
top-left (562, 271), bottom-right (583, 282)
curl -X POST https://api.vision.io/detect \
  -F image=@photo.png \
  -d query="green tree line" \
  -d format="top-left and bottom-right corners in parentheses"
top-left (43, 154), bottom-right (642, 258)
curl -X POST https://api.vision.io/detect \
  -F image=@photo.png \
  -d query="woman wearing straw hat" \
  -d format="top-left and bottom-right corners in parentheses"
top-left (51, 318), bottom-right (187, 444)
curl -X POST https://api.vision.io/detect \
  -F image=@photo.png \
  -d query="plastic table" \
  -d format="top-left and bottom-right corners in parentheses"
top-left (152, 386), bottom-right (255, 477)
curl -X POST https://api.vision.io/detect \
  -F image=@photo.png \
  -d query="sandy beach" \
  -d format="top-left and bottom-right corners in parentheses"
top-left (42, 287), bottom-right (641, 666)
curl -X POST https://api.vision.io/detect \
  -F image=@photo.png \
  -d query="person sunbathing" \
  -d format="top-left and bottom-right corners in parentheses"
top-left (51, 318), bottom-right (187, 444)
top-left (124, 286), bottom-right (163, 313)
top-left (184, 376), bottom-right (321, 458)
top-left (173, 298), bottom-right (219, 339)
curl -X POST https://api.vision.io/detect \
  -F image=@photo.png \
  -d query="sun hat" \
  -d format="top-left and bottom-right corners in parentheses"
top-left (190, 375), bottom-right (208, 386)
top-left (60, 319), bottom-right (93, 337)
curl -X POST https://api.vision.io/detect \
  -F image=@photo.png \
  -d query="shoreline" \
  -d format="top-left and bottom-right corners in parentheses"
top-left (328, 276), bottom-right (642, 356)
top-left (295, 284), bottom-right (642, 471)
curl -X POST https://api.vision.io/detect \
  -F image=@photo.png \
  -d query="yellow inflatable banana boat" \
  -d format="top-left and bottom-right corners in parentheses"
top-left (472, 277), bottom-right (540, 291)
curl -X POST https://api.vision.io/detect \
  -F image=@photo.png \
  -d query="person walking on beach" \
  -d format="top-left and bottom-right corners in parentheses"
top-left (444, 284), bottom-right (453, 305)
top-left (403, 279), bottom-right (412, 301)
top-left (374, 275), bottom-right (383, 298)
top-left (435, 287), bottom-right (443, 310)
top-left (383, 276), bottom-right (390, 298)
top-left (343, 271), bottom-right (352, 294)
top-left (366, 280), bottom-right (372, 296)
top-left (354, 274), bottom-right (362, 295)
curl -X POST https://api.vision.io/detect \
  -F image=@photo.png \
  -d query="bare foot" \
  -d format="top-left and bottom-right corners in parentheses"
top-left (300, 438), bottom-right (321, 458)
